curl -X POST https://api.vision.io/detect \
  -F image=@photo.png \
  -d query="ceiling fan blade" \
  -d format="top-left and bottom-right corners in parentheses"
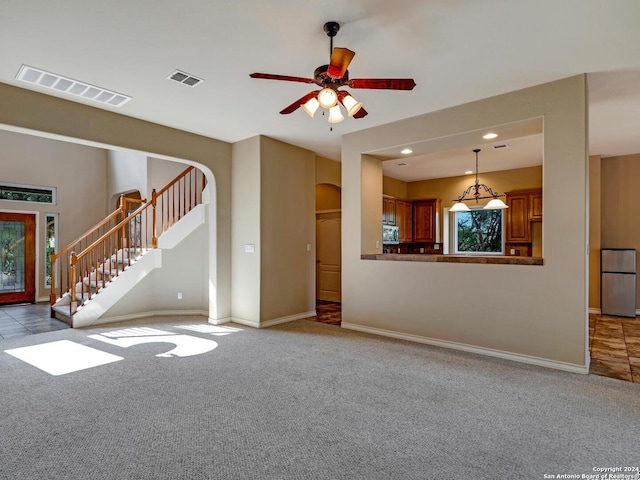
top-left (348, 78), bottom-right (416, 90)
top-left (352, 106), bottom-right (368, 119)
top-left (327, 47), bottom-right (355, 78)
top-left (279, 91), bottom-right (320, 115)
top-left (250, 72), bottom-right (316, 84)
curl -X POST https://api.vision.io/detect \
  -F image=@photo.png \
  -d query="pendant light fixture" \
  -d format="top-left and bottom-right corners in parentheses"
top-left (450, 149), bottom-right (508, 212)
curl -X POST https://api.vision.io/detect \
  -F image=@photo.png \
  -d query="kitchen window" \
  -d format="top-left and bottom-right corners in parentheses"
top-left (453, 207), bottom-right (504, 255)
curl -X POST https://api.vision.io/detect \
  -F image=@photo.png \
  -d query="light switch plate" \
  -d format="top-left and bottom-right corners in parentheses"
top-left (245, 244), bottom-right (255, 253)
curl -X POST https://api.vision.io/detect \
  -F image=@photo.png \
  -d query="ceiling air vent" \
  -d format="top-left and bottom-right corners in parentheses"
top-left (168, 70), bottom-right (203, 87)
top-left (15, 65), bottom-right (131, 107)
top-left (492, 143), bottom-right (509, 150)
top-left (396, 162), bottom-right (409, 167)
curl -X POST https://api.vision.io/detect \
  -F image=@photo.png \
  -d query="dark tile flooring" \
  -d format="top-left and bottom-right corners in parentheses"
top-left (589, 313), bottom-right (640, 383)
top-left (313, 300), bottom-right (342, 326)
top-left (0, 303), bottom-right (69, 339)
top-left (2, 302), bottom-right (637, 384)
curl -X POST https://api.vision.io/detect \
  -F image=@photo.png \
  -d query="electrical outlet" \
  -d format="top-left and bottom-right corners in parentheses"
top-left (177, 292), bottom-right (183, 300)
top-left (376, 241), bottom-right (380, 249)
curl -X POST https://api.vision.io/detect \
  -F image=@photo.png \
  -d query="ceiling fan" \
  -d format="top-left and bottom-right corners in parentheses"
top-left (249, 21), bottom-right (416, 124)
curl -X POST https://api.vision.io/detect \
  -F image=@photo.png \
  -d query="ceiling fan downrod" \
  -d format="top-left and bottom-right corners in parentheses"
top-left (323, 21), bottom-right (340, 56)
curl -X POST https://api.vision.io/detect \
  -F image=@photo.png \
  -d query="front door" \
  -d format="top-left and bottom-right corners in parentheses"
top-left (316, 212), bottom-right (341, 302)
top-left (0, 213), bottom-right (36, 305)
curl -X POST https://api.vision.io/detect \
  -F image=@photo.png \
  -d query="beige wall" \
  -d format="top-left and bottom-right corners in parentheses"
top-left (0, 129), bottom-right (109, 301)
top-left (342, 75), bottom-right (589, 371)
top-left (601, 153), bottom-right (640, 309)
top-left (107, 150), bottom-right (147, 208)
top-left (316, 184), bottom-right (341, 211)
top-left (231, 136), bottom-right (315, 326)
top-left (382, 176), bottom-right (408, 199)
top-left (406, 166), bottom-right (542, 203)
top-left (0, 82), bottom-right (232, 321)
top-left (231, 136), bottom-right (262, 324)
top-left (260, 136), bottom-right (315, 322)
top-left (316, 155), bottom-right (341, 187)
top-left (589, 155), bottom-right (602, 309)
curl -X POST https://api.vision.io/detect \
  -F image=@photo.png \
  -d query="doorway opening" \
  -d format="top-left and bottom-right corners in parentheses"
top-left (315, 183), bottom-right (341, 325)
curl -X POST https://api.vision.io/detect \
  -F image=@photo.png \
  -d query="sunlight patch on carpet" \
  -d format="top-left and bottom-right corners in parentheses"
top-left (5, 340), bottom-right (123, 376)
top-left (176, 324), bottom-right (243, 336)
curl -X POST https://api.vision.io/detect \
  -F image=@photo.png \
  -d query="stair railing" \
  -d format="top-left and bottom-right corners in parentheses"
top-left (49, 197), bottom-right (132, 309)
top-left (51, 166), bottom-right (205, 318)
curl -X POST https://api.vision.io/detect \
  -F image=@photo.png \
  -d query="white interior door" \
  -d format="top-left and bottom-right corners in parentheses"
top-left (316, 212), bottom-right (341, 302)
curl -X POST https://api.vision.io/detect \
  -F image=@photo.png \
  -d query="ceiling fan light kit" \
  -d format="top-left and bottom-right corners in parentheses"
top-left (249, 21), bottom-right (416, 126)
top-left (318, 87), bottom-right (338, 108)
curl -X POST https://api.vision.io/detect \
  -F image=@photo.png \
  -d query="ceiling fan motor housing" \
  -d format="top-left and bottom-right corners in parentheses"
top-left (314, 65), bottom-right (349, 86)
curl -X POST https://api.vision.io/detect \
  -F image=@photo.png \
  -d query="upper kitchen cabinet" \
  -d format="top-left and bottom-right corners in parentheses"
top-left (412, 199), bottom-right (441, 243)
top-left (505, 189), bottom-right (542, 243)
top-left (529, 190), bottom-right (542, 221)
top-left (382, 196), bottom-right (396, 225)
top-left (395, 199), bottom-right (413, 243)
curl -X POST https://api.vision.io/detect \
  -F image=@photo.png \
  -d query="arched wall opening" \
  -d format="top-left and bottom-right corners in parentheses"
top-left (0, 82), bottom-right (232, 322)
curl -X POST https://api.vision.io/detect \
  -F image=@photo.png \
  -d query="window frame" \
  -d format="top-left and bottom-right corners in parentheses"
top-left (0, 182), bottom-right (56, 205)
top-left (453, 206), bottom-right (505, 255)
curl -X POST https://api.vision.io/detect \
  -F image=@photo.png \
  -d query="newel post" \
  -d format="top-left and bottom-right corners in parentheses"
top-left (119, 194), bottom-right (127, 216)
top-left (151, 188), bottom-right (158, 249)
top-left (70, 252), bottom-right (78, 317)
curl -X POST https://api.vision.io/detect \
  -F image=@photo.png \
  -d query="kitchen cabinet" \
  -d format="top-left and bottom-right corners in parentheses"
top-left (505, 188), bottom-right (542, 244)
top-left (382, 197), bottom-right (396, 225)
top-left (529, 191), bottom-right (542, 221)
top-left (412, 199), bottom-right (440, 243)
top-left (395, 199), bottom-right (413, 243)
top-left (505, 193), bottom-right (530, 242)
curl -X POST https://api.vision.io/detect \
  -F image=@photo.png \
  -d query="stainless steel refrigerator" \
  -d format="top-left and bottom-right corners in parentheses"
top-left (601, 248), bottom-right (637, 317)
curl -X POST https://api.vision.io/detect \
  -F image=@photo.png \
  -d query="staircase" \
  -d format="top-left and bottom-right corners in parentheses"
top-left (50, 166), bottom-right (205, 327)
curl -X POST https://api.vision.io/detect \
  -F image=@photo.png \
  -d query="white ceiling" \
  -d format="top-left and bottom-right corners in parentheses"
top-left (2, 0), bottom-right (640, 182)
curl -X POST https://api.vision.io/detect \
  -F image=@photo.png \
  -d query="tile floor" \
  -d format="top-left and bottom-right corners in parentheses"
top-left (313, 300), bottom-right (342, 326)
top-left (0, 303), bottom-right (69, 339)
top-left (2, 302), bottom-right (638, 384)
top-left (589, 312), bottom-right (640, 383)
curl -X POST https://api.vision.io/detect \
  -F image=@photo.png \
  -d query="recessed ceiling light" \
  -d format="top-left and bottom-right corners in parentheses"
top-left (15, 65), bottom-right (131, 107)
top-left (483, 133), bottom-right (498, 139)
top-left (400, 148), bottom-right (413, 155)
top-left (465, 170), bottom-right (473, 175)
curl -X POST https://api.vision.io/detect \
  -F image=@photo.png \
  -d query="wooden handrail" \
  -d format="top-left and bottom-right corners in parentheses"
top-left (156, 166), bottom-right (196, 197)
top-left (52, 166), bottom-right (206, 320)
top-left (75, 201), bottom-right (150, 262)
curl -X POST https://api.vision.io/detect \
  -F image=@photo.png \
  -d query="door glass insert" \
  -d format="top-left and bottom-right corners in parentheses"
top-left (0, 220), bottom-right (26, 293)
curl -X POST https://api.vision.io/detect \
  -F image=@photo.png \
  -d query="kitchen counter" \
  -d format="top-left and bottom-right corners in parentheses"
top-left (361, 253), bottom-right (543, 265)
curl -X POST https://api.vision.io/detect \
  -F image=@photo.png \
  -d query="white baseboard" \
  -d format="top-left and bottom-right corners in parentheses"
top-left (208, 317), bottom-right (232, 325)
top-left (260, 311), bottom-right (316, 328)
top-left (90, 309), bottom-right (209, 327)
top-left (341, 322), bottom-right (589, 375)
top-left (231, 311), bottom-right (316, 329)
top-left (229, 317), bottom-right (260, 328)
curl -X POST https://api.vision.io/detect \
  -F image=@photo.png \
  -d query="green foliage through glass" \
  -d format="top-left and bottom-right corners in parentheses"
top-left (455, 209), bottom-right (503, 254)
